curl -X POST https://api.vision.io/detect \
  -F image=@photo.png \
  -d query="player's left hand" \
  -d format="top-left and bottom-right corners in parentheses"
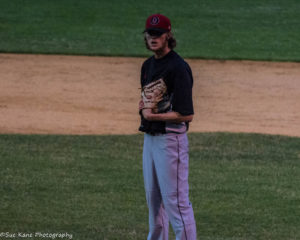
top-left (142, 108), bottom-right (153, 120)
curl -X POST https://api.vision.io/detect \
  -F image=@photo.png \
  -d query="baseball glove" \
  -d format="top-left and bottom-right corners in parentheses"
top-left (141, 78), bottom-right (171, 113)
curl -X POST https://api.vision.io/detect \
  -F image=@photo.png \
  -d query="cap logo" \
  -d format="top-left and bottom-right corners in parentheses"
top-left (150, 16), bottom-right (160, 25)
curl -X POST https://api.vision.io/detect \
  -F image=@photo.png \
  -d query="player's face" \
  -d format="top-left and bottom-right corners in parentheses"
top-left (145, 32), bottom-right (169, 52)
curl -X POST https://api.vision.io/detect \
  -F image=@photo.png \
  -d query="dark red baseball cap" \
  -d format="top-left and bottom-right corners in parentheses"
top-left (144, 14), bottom-right (171, 34)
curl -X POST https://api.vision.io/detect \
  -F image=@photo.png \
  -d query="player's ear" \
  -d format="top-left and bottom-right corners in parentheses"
top-left (166, 32), bottom-right (171, 39)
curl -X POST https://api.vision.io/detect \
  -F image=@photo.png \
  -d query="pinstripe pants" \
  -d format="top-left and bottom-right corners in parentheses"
top-left (143, 133), bottom-right (197, 240)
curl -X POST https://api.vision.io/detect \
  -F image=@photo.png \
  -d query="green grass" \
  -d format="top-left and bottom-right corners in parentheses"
top-left (0, 133), bottom-right (299, 239)
top-left (0, 0), bottom-right (299, 61)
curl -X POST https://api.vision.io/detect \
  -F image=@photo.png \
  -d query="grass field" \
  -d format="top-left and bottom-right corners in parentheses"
top-left (0, 133), bottom-right (299, 239)
top-left (0, 0), bottom-right (299, 61)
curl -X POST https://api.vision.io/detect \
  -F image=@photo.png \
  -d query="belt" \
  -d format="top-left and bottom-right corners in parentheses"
top-left (147, 132), bottom-right (165, 136)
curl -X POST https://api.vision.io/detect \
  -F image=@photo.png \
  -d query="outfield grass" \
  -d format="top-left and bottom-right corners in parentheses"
top-left (0, 133), bottom-right (299, 239)
top-left (0, 0), bottom-right (299, 61)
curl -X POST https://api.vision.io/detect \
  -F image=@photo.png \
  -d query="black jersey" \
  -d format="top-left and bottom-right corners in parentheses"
top-left (139, 50), bottom-right (194, 134)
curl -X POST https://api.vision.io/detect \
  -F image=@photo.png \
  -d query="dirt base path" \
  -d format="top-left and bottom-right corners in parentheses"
top-left (0, 54), bottom-right (299, 136)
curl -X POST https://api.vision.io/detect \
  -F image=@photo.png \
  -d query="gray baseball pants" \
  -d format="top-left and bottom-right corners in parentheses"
top-left (143, 133), bottom-right (197, 240)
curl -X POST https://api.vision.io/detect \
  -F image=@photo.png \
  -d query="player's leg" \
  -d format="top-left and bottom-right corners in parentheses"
top-left (153, 133), bottom-right (196, 240)
top-left (143, 134), bottom-right (169, 240)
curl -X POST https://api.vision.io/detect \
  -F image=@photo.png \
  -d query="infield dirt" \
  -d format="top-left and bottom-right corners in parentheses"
top-left (0, 54), bottom-right (299, 136)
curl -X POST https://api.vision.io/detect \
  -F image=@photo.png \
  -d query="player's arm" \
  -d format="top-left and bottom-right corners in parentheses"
top-left (142, 109), bottom-right (193, 123)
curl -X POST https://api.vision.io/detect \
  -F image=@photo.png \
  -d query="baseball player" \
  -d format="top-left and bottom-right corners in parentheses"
top-left (139, 14), bottom-right (197, 240)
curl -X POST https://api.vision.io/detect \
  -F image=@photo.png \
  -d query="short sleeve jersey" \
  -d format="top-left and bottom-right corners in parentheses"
top-left (139, 50), bottom-right (194, 134)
